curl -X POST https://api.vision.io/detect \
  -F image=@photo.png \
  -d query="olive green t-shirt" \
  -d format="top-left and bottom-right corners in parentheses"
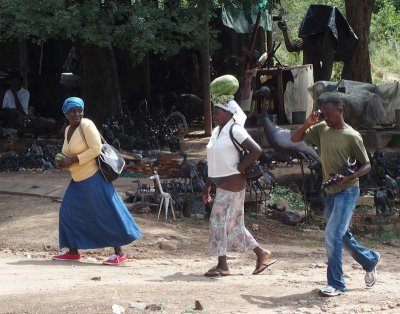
top-left (303, 121), bottom-right (369, 195)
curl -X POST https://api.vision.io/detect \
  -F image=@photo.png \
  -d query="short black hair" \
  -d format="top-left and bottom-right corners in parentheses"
top-left (322, 94), bottom-right (343, 108)
top-left (10, 74), bottom-right (23, 83)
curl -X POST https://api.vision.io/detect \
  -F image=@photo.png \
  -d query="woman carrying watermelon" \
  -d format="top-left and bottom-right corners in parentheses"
top-left (202, 75), bottom-right (273, 277)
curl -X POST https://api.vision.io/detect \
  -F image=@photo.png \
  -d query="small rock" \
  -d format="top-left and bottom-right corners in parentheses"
top-left (281, 210), bottom-right (301, 226)
top-left (195, 300), bottom-right (203, 310)
top-left (90, 276), bottom-right (101, 281)
top-left (275, 198), bottom-right (290, 211)
top-left (383, 239), bottom-right (400, 247)
top-left (128, 302), bottom-right (147, 310)
top-left (259, 301), bottom-right (273, 308)
top-left (251, 223), bottom-right (259, 231)
top-left (298, 299), bottom-right (307, 305)
top-left (136, 207), bottom-right (152, 214)
top-left (158, 238), bottom-right (178, 250)
top-left (191, 213), bottom-right (205, 219)
top-left (145, 304), bottom-right (162, 311)
top-left (296, 308), bottom-right (311, 314)
top-left (25, 253), bottom-right (32, 259)
top-left (112, 304), bottom-right (125, 314)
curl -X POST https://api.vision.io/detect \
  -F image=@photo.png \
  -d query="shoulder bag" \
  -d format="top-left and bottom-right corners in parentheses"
top-left (79, 123), bottom-right (125, 182)
top-left (229, 123), bottom-right (263, 181)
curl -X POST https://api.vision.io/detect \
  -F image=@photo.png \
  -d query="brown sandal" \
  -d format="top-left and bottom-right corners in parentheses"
top-left (204, 266), bottom-right (230, 277)
top-left (252, 260), bottom-right (277, 275)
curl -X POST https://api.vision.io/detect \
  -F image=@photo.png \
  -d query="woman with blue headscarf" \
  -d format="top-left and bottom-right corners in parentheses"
top-left (53, 97), bottom-right (142, 265)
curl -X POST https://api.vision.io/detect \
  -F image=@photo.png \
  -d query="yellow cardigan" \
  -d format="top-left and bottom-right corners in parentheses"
top-left (62, 118), bottom-right (102, 182)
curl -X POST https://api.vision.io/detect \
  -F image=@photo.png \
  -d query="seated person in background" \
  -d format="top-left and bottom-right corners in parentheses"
top-left (0, 75), bottom-right (30, 128)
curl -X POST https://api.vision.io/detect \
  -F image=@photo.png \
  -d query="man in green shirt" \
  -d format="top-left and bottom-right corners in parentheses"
top-left (291, 94), bottom-right (380, 297)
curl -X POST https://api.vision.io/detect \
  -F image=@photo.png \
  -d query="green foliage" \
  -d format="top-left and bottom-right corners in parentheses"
top-left (273, 0), bottom-right (400, 83)
top-left (272, 0), bottom-right (345, 66)
top-left (369, 2), bottom-right (400, 83)
top-left (189, 215), bottom-right (205, 224)
top-left (331, 62), bottom-right (344, 82)
top-left (0, 0), bottom-right (212, 58)
top-left (371, 2), bottom-right (400, 43)
top-left (355, 205), bottom-right (375, 213)
top-left (0, 0), bottom-right (283, 59)
top-left (269, 184), bottom-right (306, 211)
top-left (371, 230), bottom-right (400, 242)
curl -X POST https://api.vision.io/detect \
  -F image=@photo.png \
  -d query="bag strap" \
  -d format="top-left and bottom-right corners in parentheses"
top-left (78, 123), bottom-right (89, 149)
top-left (229, 123), bottom-right (248, 154)
top-left (78, 122), bottom-right (106, 149)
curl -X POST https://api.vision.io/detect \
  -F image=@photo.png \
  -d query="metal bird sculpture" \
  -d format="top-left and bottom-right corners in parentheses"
top-left (262, 114), bottom-right (321, 162)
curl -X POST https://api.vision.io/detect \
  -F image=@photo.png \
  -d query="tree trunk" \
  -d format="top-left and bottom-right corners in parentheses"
top-left (342, 0), bottom-right (374, 83)
top-left (200, 1), bottom-right (212, 136)
top-left (80, 44), bottom-right (121, 125)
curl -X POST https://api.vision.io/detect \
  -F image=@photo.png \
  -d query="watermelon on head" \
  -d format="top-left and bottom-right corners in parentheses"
top-left (210, 75), bottom-right (239, 96)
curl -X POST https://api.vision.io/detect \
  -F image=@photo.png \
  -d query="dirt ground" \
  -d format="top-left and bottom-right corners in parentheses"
top-left (1, 132), bottom-right (400, 314)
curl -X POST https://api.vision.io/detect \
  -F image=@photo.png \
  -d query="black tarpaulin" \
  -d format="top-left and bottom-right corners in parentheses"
top-left (298, 5), bottom-right (358, 62)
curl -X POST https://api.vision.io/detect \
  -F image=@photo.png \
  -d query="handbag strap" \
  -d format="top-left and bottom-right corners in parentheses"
top-left (78, 123), bottom-right (89, 148)
top-left (229, 123), bottom-right (248, 155)
top-left (78, 122), bottom-right (106, 149)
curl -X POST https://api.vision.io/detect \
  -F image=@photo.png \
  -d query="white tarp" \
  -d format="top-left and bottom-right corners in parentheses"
top-left (284, 65), bottom-right (314, 123)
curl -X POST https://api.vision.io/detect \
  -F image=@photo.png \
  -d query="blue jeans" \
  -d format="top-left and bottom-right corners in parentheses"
top-left (324, 186), bottom-right (379, 291)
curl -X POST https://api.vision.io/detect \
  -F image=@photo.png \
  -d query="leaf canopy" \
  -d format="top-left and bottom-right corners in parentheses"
top-left (0, 0), bottom-right (280, 58)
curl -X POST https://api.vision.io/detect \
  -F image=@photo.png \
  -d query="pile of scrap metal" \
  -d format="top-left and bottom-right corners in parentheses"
top-left (124, 151), bottom-right (275, 218)
top-left (302, 149), bottom-right (400, 216)
top-left (364, 150), bottom-right (400, 216)
top-left (124, 155), bottom-right (208, 218)
top-left (101, 105), bottom-right (183, 156)
top-left (123, 159), bottom-right (180, 176)
top-left (0, 144), bottom-right (61, 171)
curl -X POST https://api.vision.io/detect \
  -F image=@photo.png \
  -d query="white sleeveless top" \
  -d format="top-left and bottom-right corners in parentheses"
top-left (206, 118), bottom-right (249, 178)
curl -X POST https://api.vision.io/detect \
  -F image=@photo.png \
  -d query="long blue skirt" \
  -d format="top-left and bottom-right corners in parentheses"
top-left (59, 171), bottom-right (142, 249)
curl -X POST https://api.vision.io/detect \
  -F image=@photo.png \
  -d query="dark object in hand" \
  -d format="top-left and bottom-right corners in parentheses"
top-left (322, 173), bottom-right (341, 189)
top-left (322, 158), bottom-right (358, 189)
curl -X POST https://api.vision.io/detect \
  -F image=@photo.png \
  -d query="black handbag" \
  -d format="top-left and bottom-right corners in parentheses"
top-left (79, 124), bottom-right (125, 182)
top-left (229, 123), bottom-right (263, 181)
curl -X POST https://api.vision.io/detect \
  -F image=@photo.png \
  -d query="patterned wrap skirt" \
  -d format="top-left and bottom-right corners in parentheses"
top-left (59, 171), bottom-right (142, 249)
top-left (209, 188), bottom-right (258, 256)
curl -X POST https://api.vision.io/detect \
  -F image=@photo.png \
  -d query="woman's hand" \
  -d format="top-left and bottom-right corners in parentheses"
top-left (202, 190), bottom-right (212, 204)
top-left (59, 156), bottom-right (79, 168)
top-left (202, 179), bottom-right (212, 204)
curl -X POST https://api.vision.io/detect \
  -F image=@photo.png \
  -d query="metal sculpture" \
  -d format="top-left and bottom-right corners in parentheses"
top-left (374, 175), bottom-right (397, 216)
top-left (132, 179), bottom-right (145, 203)
top-left (322, 158), bottom-right (358, 189)
top-left (149, 171), bottom-right (175, 220)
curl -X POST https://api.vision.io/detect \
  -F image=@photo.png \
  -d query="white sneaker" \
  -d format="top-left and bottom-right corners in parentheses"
top-left (318, 285), bottom-right (342, 297)
top-left (365, 252), bottom-right (380, 287)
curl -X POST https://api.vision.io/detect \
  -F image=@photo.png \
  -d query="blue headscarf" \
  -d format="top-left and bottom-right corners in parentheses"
top-left (62, 97), bottom-right (84, 119)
